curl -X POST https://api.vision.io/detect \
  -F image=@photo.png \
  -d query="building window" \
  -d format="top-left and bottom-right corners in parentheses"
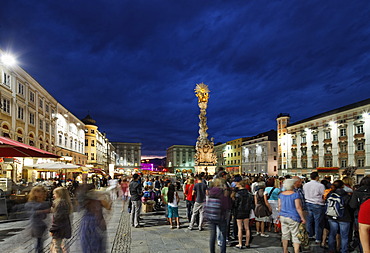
top-left (325, 160), bottom-right (332, 167)
top-left (29, 112), bottom-right (35, 125)
top-left (313, 161), bottom-right (318, 168)
top-left (45, 104), bottom-right (49, 113)
top-left (70, 138), bottom-right (73, 149)
top-left (292, 138), bottom-right (297, 145)
top-left (91, 153), bottom-right (95, 160)
top-left (91, 140), bottom-right (95, 147)
top-left (274, 156), bottom-right (277, 160)
top-left (17, 106), bottom-right (24, 120)
top-left (45, 122), bottom-right (49, 133)
top-left (85, 139), bottom-right (88, 146)
top-left (91, 129), bottom-right (95, 134)
top-left (39, 98), bottom-right (43, 109)
top-left (312, 146), bottom-right (318, 154)
top-left (65, 137), bottom-right (67, 146)
top-left (302, 160), bottom-right (307, 168)
top-left (301, 148), bottom-right (307, 156)
top-left (357, 125), bottom-right (364, 134)
top-left (341, 160), bottom-right (347, 168)
top-left (340, 128), bottom-right (347, 137)
top-left (274, 166), bottom-right (277, 172)
top-left (18, 82), bottom-right (24, 95)
top-left (2, 98), bottom-right (10, 114)
top-left (325, 131), bottom-right (331, 139)
top-left (292, 150), bottom-right (297, 156)
top-left (358, 159), bottom-right (365, 167)
top-left (29, 91), bottom-right (35, 103)
top-left (59, 135), bottom-right (62, 145)
top-left (313, 134), bottom-right (318, 141)
top-left (357, 142), bottom-right (364, 151)
top-left (273, 147), bottom-right (276, 152)
top-left (340, 143), bottom-right (347, 152)
top-left (301, 136), bottom-right (306, 143)
top-left (39, 119), bottom-right (43, 130)
top-left (2, 72), bottom-right (11, 86)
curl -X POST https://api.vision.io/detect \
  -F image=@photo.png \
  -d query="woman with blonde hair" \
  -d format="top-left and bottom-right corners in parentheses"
top-left (184, 177), bottom-right (195, 222)
top-left (49, 187), bottom-right (73, 253)
top-left (25, 186), bottom-right (50, 253)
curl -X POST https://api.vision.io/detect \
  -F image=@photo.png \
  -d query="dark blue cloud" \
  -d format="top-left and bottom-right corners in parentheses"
top-left (1, 0), bottom-right (370, 156)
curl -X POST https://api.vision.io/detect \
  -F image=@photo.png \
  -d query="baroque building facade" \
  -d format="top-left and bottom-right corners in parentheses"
top-left (277, 98), bottom-right (370, 181)
top-left (166, 145), bottom-right (195, 173)
top-left (0, 50), bottom-right (58, 181)
top-left (55, 104), bottom-right (86, 165)
top-left (214, 143), bottom-right (227, 169)
top-left (241, 130), bottom-right (278, 175)
top-left (112, 142), bottom-right (141, 173)
top-left (225, 138), bottom-right (247, 174)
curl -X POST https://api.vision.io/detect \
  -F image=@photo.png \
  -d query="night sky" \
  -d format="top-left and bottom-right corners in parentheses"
top-left (1, 1), bottom-right (370, 157)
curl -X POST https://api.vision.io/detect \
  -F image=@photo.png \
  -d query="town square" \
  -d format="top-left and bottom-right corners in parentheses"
top-left (0, 1), bottom-right (370, 253)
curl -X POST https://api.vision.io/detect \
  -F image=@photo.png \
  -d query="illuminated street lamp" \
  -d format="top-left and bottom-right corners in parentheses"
top-left (1, 53), bottom-right (16, 66)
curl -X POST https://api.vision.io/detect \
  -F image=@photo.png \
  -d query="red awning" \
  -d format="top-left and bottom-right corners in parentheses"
top-left (317, 167), bottom-right (339, 171)
top-left (0, 136), bottom-right (60, 158)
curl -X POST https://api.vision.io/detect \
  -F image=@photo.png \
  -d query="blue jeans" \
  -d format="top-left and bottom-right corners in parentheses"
top-left (328, 220), bottom-right (350, 253)
top-left (306, 203), bottom-right (325, 241)
top-left (209, 221), bottom-right (227, 253)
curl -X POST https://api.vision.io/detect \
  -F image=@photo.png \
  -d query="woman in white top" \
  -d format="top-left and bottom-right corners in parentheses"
top-left (167, 184), bottom-right (180, 229)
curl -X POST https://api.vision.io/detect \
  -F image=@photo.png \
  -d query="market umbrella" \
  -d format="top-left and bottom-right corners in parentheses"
top-left (33, 162), bottom-right (81, 181)
top-left (33, 162), bottom-right (80, 170)
top-left (0, 136), bottom-right (60, 158)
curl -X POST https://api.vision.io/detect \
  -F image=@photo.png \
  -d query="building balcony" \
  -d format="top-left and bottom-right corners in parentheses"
top-left (312, 155), bottom-right (319, 159)
top-left (339, 136), bottom-right (348, 142)
top-left (312, 141), bottom-right (319, 145)
top-left (324, 139), bottom-right (332, 144)
top-left (355, 150), bottom-right (365, 156)
top-left (324, 153), bottom-right (332, 157)
top-left (354, 133), bottom-right (365, 139)
top-left (292, 144), bottom-right (297, 148)
top-left (301, 155), bottom-right (307, 159)
top-left (301, 143), bottom-right (307, 147)
top-left (338, 152), bottom-right (348, 158)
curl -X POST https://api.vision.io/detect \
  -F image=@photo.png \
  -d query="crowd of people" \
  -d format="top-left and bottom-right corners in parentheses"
top-left (126, 170), bottom-right (370, 253)
top-left (23, 170), bottom-right (370, 253)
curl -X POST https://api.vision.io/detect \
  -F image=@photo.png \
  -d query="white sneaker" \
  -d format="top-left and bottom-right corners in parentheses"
top-left (254, 232), bottom-right (261, 236)
top-left (260, 233), bottom-right (269, 237)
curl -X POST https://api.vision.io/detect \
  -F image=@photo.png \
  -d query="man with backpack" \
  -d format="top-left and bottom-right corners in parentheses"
top-left (303, 172), bottom-right (325, 244)
top-left (325, 180), bottom-right (352, 253)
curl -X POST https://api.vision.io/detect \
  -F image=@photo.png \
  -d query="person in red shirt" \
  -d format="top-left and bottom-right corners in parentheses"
top-left (359, 198), bottom-right (370, 253)
top-left (184, 177), bottom-right (196, 222)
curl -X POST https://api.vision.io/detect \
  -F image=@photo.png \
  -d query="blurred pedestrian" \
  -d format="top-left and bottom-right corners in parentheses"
top-left (49, 187), bottom-right (73, 253)
top-left (184, 177), bottom-right (195, 222)
top-left (25, 186), bottom-right (50, 253)
top-left (79, 185), bottom-right (112, 253)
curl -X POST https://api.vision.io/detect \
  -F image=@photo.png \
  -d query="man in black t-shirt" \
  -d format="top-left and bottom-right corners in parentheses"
top-left (188, 177), bottom-right (208, 231)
